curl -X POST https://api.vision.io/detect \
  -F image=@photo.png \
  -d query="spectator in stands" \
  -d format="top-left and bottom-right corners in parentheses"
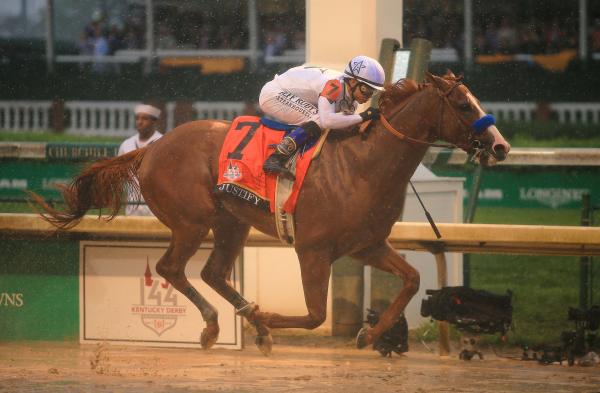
top-left (263, 27), bottom-right (287, 59)
top-left (592, 19), bottom-right (600, 52)
top-left (473, 26), bottom-right (487, 55)
top-left (77, 31), bottom-right (94, 56)
top-left (544, 18), bottom-right (565, 53)
top-left (518, 22), bottom-right (543, 53)
top-left (118, 104), bottom-right (163, 216)
top-left (107, 23), bottom-right (124, 55)
top-left (122, 11), bottom-right (145, 49)
top-left (497, 17), bottom-right (518, 53)
top-left (91, 24), bottom-right (110, 73)
top-left (80, 9), bottom-right (104, 57)
top-left (484, 22), bottom-right (499, 54)
top-left (157, 23), bottom-right (177, 49)
top-left (196, 24), bottom-right (212, 49)
top-left (92, 28), bottom-right (109, 69)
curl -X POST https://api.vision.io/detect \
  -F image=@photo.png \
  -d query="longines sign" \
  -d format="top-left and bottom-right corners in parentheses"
top-left (80, 241), bottom-right (242, 349)
top-left (0, 292), bottom-right (24, 307)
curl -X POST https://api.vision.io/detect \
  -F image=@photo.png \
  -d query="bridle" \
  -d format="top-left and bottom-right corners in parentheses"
top-left (361, 81), bottom-right (485, 152)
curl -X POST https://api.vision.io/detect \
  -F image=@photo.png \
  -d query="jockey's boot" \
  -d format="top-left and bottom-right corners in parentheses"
top-left (263, 121), bottom-right (322, 180)
top-left (263, 135), bottom-right (298, 180)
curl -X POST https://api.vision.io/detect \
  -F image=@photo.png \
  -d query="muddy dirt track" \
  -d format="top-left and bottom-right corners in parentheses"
top-left (1, 335), bottom-right (599, 393)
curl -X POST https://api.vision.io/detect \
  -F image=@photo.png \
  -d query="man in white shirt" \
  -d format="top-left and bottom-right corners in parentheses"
top-left (118, 104), bottom-right (163, 216)
top-left (259, 55), bottom-right (385, 179)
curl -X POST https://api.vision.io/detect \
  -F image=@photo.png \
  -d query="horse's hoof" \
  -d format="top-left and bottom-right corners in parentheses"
top-left (200, 322), bottom-right (220, 349)
top-left (255, 334), bottom-right (273, 356)
top-left (356, 327), bottom-right (371, 349)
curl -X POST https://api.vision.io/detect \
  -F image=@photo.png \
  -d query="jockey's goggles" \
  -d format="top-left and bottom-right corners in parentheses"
top-left (358, 83), bottom-right (375, 97)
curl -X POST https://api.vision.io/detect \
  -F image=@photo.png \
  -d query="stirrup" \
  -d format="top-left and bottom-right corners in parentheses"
top-left (276, 167), bottom-right (296, 181)
top-left (264, 163), bottom-right (295, 181)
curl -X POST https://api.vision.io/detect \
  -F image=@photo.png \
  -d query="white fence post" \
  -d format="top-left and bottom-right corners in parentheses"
top-left (192, 102), bottom-right (246, 120)
top-left (550, 103), bottom-right (600, 124)
top-left (0, 101), bottom-right (53, 132)
top-left (4, 101), bottom-right (598, 135)
top-left (63, 101), bottom-right (139, 137)
top-left (482, 102), bottom-right (537, 122)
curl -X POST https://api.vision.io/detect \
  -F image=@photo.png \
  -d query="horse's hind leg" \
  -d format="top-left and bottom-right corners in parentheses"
top-left (350, 240), bottom-right (420, 349)
top-left (249, 248), bottom-right (332, 329)
top-left (200, 210), bottom-right (273, 355)
top-left (156, 225), bottom-right (221, 349)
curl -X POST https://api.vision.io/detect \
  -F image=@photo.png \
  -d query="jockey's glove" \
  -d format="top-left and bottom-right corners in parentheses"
top-left (359, 107), bottom-right (380, 121)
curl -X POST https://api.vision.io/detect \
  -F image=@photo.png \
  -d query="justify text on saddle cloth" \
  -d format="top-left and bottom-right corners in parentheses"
top-left (258, 65), bottom-right (361, 129)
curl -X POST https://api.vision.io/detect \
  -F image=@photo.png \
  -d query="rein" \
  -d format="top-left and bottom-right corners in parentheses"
top-left (362, 81), bottom-right (475, 150)
top-left (379, 115), bottom-right (458, 149)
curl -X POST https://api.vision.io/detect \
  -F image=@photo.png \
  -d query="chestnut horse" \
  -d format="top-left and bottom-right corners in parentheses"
top-left (31, 72), bottom-right (510, 355)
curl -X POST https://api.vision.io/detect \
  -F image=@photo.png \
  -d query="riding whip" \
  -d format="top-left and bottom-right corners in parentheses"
top-left (409, 180), bottom-right (442, 239)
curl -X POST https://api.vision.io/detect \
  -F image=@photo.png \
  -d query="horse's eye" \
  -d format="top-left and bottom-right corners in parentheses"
top-left (459, 103), bottom-right (471, 112)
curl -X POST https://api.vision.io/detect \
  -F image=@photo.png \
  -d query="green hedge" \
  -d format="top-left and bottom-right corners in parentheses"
top-left (0, 62), bottom-right (281, 101)
top-left (496, 121), bottom-right (600, 140)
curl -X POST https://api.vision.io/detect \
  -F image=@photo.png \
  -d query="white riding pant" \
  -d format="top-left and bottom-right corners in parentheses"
top-left (259, 80), bottom-right (321, 127)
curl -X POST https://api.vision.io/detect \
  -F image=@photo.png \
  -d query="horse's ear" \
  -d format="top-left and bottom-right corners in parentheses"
top-left (424, 71), bottom-right (436, 84)
top-left (425, 72), bottom-right (447, 90)
top-left (444, 69), bottom-right (457, 79)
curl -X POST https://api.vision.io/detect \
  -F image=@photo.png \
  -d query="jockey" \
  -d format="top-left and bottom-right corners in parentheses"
top-left (259, 55), bottom-right (385, 179)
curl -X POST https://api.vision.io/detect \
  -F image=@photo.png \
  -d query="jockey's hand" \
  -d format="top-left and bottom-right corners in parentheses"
top-left (359, 107), bottom-right (380, 121)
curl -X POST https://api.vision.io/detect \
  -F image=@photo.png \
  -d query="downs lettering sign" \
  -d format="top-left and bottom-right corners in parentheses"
top-left (80, 241), bottom-right (242, 349)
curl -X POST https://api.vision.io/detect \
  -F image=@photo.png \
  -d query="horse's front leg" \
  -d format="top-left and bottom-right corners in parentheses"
top-left (251, 249), bottom-right (332, 330)
top-left (350, 240), bottom-right (420, 349)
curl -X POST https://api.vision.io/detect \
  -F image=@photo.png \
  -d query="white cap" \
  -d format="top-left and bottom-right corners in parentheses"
top-left (134, 104), bottom-right (161, 119)
top-left (343, 55), bottom-right (386, 91)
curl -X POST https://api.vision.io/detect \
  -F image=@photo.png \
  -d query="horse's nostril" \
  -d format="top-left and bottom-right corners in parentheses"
top-left (493, 145), bottom-right (507, 161)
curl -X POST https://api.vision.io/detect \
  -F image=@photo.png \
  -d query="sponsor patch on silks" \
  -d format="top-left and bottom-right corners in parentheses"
top-left (216, 116), bottom-right (318, 213)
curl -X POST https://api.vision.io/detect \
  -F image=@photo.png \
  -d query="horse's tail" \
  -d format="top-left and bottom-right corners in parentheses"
top-left (28, 148), bottom-right (148, 230)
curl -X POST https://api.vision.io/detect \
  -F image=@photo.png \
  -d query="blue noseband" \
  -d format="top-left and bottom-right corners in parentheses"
top-left (472, 114), bottom-right (496, 134)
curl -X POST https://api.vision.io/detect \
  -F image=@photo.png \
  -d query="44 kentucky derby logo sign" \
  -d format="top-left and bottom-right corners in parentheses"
top-left (130, 258), bottom-right (187, 336)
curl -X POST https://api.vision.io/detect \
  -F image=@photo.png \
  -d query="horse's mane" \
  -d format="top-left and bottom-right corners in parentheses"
top-left (379, 78), bottom-right (428, 115)
top-left (329, 75), bottom-right (458, 140)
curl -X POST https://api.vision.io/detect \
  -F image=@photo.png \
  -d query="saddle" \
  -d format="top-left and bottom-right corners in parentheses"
top-left (216, 116), bottom-right (328, 244)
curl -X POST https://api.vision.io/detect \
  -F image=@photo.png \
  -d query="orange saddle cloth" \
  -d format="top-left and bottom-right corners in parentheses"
top-left (216, 116), bottom-right (318, 213)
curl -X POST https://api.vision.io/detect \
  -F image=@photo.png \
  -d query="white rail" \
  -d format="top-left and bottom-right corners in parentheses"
top-left (165, 102), bottom-right (245, 132)
top-left (0, 101), bottom-right (245, 137)
top-left (482, 102), bottom-right (600, 124)
top-left (482, 102), bottom-right (538, 122)
top-left (64, 101), bottom-right (139, 137)
top-left (0, 101), bottom-right (52, 132)
top-left (192, 102), bottom-right (246, 121)
top-left (3, 214), bottom-right (600, 256)
top-left (1, 101), bottom-right (600, 136)
top-left (551, 103), bottom-right (600, 124)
